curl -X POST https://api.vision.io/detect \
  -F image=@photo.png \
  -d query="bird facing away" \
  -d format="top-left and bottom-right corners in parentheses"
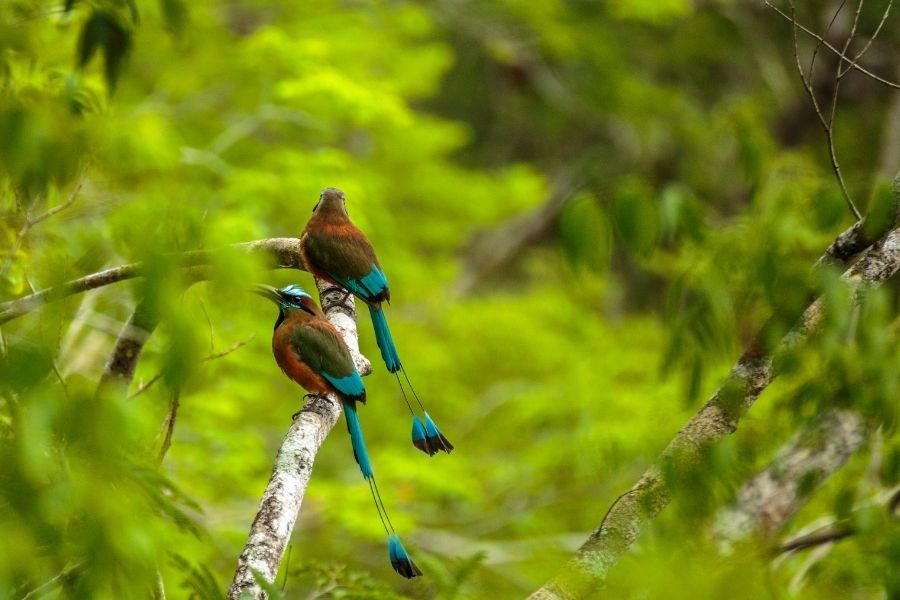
top-left (299, 187), bottom-right (453, 456)
top-left (254, 283), bottom-right (421, 579)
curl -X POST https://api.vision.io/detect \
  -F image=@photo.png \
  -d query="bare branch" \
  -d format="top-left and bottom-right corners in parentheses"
top-left (775, 485), bottom-right (900, 554)
top-left (713, 409), bottom-right (866, 546)
top-left (839, 0), bottom-right (894, 79)
top-left (155, 391), bottom-right (180, 466)
top-left (130, 373), bottom-right (165, 400)
top-left (778, 523), bottom-right (855, 553)
top-left (18, 561), bottom-right (85, 600)
top-left (765, 1), bottom-right (900, 89)
top-left (228, 278), bottom-right (370, 600)
top-left (0, 237), bottom-right (304, 325)
top-left (527, 222), bottom-right (900, 599)
top-left (828, 1), bottom-right (864, 219)
top-left (96, 297), bottom-right (160, 396)
top-left (0, 181), bottom-right (82, 280)
top-left (806, 0), bottom-right (847, 87)
top-left (787, 0), bottom-right (862, 220)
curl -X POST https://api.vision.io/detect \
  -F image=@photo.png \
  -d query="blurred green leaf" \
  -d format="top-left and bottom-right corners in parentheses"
top-left (559, 194), bottom-right (610, 273)
top-left (77, 10), bottom-right (132, 92)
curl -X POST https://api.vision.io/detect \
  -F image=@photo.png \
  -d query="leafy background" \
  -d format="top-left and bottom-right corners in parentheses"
top-left (1, 0), bottom-right (899, 598)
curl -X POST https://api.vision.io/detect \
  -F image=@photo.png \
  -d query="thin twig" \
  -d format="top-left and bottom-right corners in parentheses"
top-left (765, 1), bottom-right (900, 90)
top-left (29, 182), bottom-right (83, 226)
top-left (806, 0), bottom-right (847, 85)
top-left (52, 361), bottom-right (69, 400)
top-left (130, 335), bottom-right (255, 399)
top-left (156, 390), bottom-right (181, 466)
top-left (829, 0), bottom-right (864, 126)
top-left (199, 298), bottom-right (215, 352)
top-left (779, 524), bottom-right (855, 553)
top-left (777, 486), bottom-right (900, 554)
top-left (0, 237), bottom-right (303, 325)
top-left (829, 1), bottom-right (864, 220)
top-left (839, 0), bottom-right (894, 79)
top-left (19, 561), bottom-right (85, 600)
top-left (130, 372), bottom-right (165, 400)
top-left (0, 181), bottom-right (82, 280)
top-left (787, 1), bottom-right (862, 220)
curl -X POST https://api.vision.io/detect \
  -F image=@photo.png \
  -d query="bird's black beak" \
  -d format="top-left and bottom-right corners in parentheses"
top-left (253, 284), bottom-right (283, 304)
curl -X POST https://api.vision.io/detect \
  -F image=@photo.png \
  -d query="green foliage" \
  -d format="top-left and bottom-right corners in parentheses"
top-left (76, 9), bottom-right (134, 92)
top-left (2, 0), bottom-right (899, 598)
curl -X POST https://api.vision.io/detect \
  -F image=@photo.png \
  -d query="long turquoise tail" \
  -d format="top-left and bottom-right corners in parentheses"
top-left (396, 370), bottom-right (454, 456)
top-left (388, 533), bottom-right (421, 578)
top-left (342, 401), bottom-right (421, 579)
top-left (367, 306), bottom-right (454, 456)
top-left (343, 400), bottom-right (372, 479)
top-left (369, 306), bottom-right (401, 373)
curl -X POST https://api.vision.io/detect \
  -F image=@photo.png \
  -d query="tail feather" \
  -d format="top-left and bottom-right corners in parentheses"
top-left (343, 401), bottom-right (373, 479)
top-left (369, 307), bottom-right (401, 373)
top-left (345, 401), bottom-right (420, 580)
top-left (388, 534), bottom-right (422, 579)
top-left (424, 412), bottom-right (454, 454)
top-left (411, 415), bottom-right (433, 455)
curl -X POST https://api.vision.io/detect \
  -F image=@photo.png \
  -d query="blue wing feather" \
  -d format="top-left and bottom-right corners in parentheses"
top-left (322, 370), bottom-right (365, 398)
top-left (328, 265), bottom-right (388, 302)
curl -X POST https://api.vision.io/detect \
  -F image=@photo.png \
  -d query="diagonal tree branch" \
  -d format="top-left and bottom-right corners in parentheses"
top-left (527, 213), bottom-right (900, 599)
top-left (0, 238), bottom-right (304, 325)
top-left (778, 522), bottom-right (856, 553)
top-left (96, 297), bottom-right (161, 396)
top-left (227, 278), bottom-right (371, 600)
top-left (713, 408), bottom-right (867, 547)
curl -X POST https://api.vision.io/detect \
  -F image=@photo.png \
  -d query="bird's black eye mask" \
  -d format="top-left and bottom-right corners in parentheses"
top-left (284, 294), bottom-right (316, 316)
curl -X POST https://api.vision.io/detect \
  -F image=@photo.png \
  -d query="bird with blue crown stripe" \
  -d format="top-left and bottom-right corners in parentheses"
top-left (254, 283), bottom-right (421, 579)
top-left (299, 188), bottom-right (453, 456)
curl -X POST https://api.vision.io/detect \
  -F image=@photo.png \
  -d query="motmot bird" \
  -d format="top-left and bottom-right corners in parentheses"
top-left (254, 283), bottom-right (421, 579)
top-left (299, 187), bottom-right (453, 456)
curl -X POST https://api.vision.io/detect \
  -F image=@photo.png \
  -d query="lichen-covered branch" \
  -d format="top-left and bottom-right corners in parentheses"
top-left (227, 278), bottom-right (371, 600)
top-left (713, 409), bottom-right (866, 547)
top-left (0, 237), bottom-right (303, 324)
top-left (527, 225), bottom-right (900, 600)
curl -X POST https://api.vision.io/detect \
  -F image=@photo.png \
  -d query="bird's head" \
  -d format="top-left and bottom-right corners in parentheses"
top-left (254, 284), bottom-right (321, 326)
top-left (312, 187), bottom-right (349, 218)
